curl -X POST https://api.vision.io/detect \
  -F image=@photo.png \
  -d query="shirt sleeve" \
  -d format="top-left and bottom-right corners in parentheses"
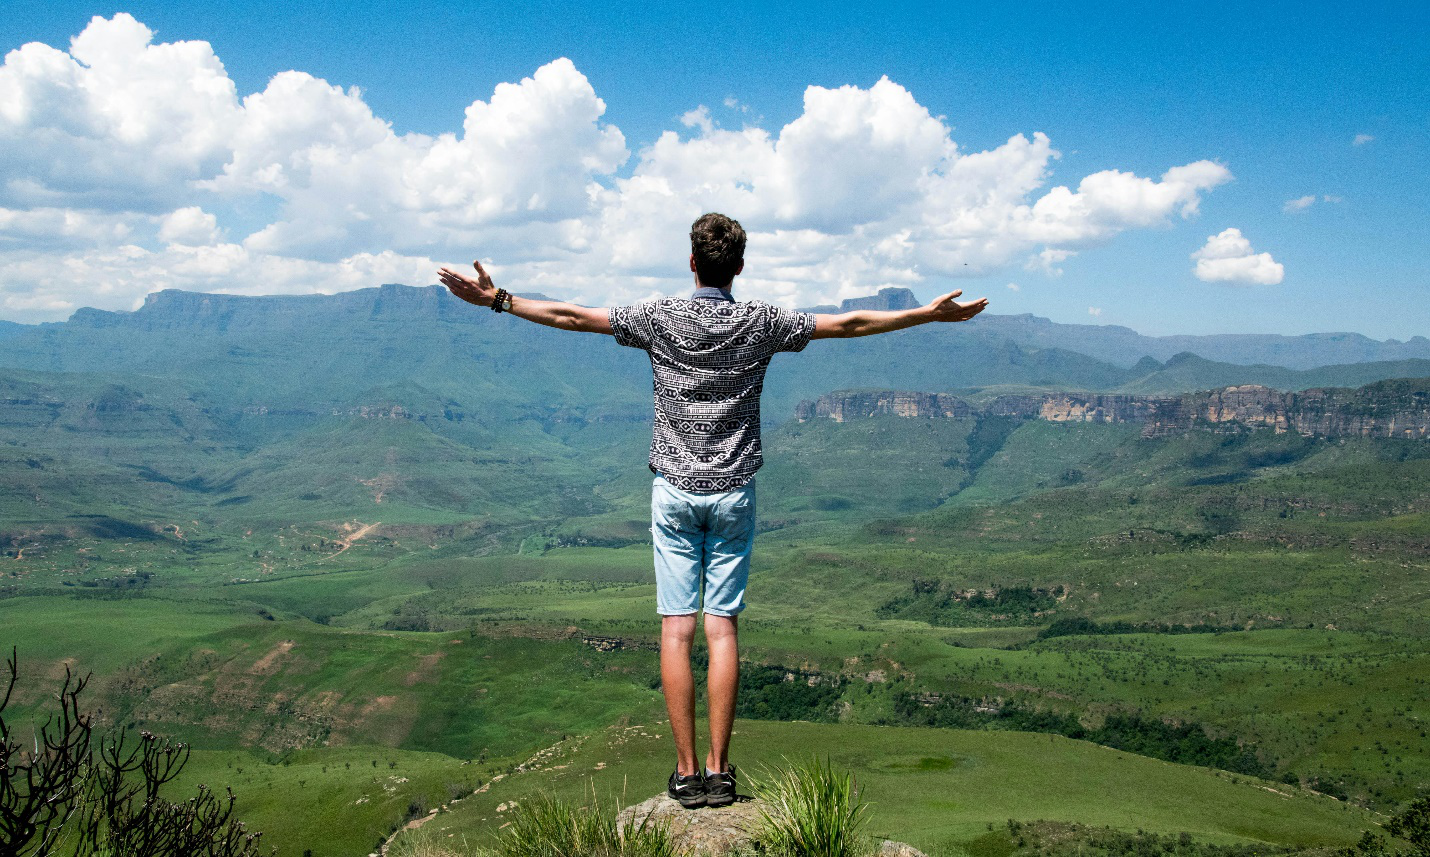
top-left (608, 302), bottom-right (656, 351)
top-left (768, 305), bottom-right (817, 354)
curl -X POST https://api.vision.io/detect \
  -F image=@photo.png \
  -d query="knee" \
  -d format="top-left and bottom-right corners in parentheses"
top-left (703, 614), bottom-right (738, 646)
top-left (662, 614), bottom-right (698, 647)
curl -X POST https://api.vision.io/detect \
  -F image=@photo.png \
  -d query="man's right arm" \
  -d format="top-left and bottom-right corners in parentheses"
top-left (812, 289), bottom-right (989, 339)
top-left (438, 260), bottom-right (613, 335)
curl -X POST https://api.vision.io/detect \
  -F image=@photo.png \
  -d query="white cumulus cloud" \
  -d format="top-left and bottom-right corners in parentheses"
top-left (0, 14), bottom-right (1238, 321)
top-left (1025, 247), bottom-right (1076, 276)
top-left (158, 206), bottom-right (219, 245)
top-left (1191, 228), bottom-right (1284, 286)
top-left (0, 14), bottom-right (240, 211)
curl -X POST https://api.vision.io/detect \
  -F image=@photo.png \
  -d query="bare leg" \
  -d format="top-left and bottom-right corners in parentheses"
top-left (661, 613), bottom-right (699, 776)
top-left (703, 613), bottom-right (739, 773)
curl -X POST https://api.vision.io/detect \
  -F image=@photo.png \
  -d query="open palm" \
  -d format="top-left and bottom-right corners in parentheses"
top-left (927, 289), bottom-right (989, 322)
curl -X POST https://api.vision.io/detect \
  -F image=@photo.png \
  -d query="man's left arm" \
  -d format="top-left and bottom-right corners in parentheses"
top-left (438, 260), bottom-right (613, 335)
top-left (811, 289), bottom-right (988, 339)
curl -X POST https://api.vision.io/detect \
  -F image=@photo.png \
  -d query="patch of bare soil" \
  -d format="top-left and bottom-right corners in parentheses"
top-left (249, 639), bottom-right (295, 675)
top-left (402, 651), bottom-right (446, 686)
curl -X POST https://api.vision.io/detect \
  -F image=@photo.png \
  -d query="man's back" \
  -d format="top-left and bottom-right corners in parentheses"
top-left (436, 210), bottom-right (986, 809)
top-left (609, 292), bottom-right (815, 492)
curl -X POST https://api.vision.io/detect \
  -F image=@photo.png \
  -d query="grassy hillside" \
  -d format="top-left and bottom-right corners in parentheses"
top-left (401, 718), bottom-right (1377, 855)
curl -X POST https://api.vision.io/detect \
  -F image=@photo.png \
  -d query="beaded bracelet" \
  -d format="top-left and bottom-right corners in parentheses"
top-left (491, 288), bottom-right (509, 313)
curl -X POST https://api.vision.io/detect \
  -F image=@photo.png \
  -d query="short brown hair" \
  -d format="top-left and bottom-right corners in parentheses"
top-left (690, 213), bottom-right (746, 288)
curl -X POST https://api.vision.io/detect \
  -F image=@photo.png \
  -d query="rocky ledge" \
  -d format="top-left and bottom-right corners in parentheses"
top-left (616, 793), bottom-right (927, 857)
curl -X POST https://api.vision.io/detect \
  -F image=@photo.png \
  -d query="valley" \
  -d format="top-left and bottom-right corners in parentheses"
top-left (0, 285), bottom-right (1426, 856)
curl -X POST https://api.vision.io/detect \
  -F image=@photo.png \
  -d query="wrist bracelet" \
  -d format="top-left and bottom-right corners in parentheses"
top-left (491, 288), bottom-right (509, 313)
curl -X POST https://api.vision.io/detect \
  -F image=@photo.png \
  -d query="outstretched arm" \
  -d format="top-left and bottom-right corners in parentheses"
top-left (438, 260), bottom-right (613, 335)
top-left (811, 289), bottom-right (988, 339)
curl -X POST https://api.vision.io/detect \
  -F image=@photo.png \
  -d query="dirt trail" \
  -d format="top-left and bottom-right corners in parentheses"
top-left (360, 447), bottom-right (401, 503)
top-left (322, 521), bottom-right (380, 561)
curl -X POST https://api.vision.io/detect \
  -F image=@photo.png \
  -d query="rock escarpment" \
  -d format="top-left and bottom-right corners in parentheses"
top-left (796, 378), bottom-right (1430, 439)
top-left (795, 390), bottom-right (974, 422)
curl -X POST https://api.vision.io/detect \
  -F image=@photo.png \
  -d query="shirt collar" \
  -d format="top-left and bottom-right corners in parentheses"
top-left (691, 286), bottom-right (736, 303)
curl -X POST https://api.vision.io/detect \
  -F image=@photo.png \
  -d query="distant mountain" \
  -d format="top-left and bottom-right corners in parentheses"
top-left (972, 310), bottom-right (1430, 369)
top-left (1118, 352), bottom-right (1430, 395)
top-left (801, 287), bottom-right (1430, 369)
top-left (0, 319), bottom-right (31, 341)
top-left (0, 285), bottom-right (1131, 423)
top-left (800, 286), bottom-right (922, 314)
top-left (0, 285), bottom-right (653, 420)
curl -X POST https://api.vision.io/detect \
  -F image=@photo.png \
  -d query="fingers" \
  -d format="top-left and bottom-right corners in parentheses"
top-left (437, 267), bottom-right (475, 295)
top-left (932, 294), bottom-right (989, 322)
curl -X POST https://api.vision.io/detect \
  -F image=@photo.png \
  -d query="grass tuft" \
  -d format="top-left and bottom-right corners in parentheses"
top-left (751, 757), bottom-right (871, 857)
top-left (387, 826), bottom-right (469, 857)
top-left (491, 791), bottom-right (674, 857)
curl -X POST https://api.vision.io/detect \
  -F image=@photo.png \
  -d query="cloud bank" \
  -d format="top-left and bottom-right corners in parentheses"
top-left (0, 14), bottom-right (1235, 321)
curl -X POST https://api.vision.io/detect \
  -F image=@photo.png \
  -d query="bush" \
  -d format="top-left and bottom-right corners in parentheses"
top-left (0, 647), bottom-right (269, 857)
top-left (750, 757), bottom-right (870, 857)
top-left (1388, 797), bottom-right (1430, 857)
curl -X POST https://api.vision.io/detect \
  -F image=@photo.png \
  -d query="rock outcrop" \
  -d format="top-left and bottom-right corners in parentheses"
top-left (615, 794), bottom-right (928, 857)
top-left (800, 286), bottom-right (923, 314)
top-left (616, 794), bottom-right (767, 855)
top-left (795, 378), bottom-right (1430, 440)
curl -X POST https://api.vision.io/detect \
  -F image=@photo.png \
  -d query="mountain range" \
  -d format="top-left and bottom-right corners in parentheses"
top-left (1, 285), bottom-right (1428, 428)
top-left (804, 286), bottom-right (1430, 369)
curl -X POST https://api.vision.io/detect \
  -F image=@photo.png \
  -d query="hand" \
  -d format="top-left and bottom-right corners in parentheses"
top-left (927, 289), bottom-right (988, 323)
top-left (437, 259), bottom-right (497, 307)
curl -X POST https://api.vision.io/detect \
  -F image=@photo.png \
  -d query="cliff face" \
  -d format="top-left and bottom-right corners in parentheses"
top-left (1143, 382), bottom-right (1430, 439)
top-left (795, 390), bottom-right (973, 421)
top-left (985, 393), bottom-right (1163, 425)
top-left (795, 380), bottom-right (1430, 440)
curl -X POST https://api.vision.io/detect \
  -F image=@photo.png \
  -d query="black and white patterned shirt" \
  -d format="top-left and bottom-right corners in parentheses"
top-left (609, 288), bottom-right (817, 493)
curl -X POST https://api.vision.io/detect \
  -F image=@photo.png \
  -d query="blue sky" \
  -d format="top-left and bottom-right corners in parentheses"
top-left (1, 1), bottom-right (1426, 338)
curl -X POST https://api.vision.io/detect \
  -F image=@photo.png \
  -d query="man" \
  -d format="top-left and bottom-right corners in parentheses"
top-left (437, 213), bottom-right (987, 809)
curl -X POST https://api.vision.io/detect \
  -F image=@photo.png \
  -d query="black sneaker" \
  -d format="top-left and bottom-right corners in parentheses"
top-left (703, 764), bottom-right (736, 807)
top-left (668, 769), bottom-right (706, 808)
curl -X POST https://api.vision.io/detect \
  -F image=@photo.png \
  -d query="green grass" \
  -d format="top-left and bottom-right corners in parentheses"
top-left (423, 719), bottom-right (1377, 856)
top-left (752, 756), bottom-right (871, 857)
top-left (165, 745), bottom-right (485, 857)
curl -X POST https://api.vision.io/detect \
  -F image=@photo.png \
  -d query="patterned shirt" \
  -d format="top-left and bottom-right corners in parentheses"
top-left (609, 288), bottom-right (817, 492)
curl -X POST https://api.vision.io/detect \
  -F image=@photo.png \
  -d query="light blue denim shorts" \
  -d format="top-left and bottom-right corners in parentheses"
top-left (651, 474), bottom-right (756, 617)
